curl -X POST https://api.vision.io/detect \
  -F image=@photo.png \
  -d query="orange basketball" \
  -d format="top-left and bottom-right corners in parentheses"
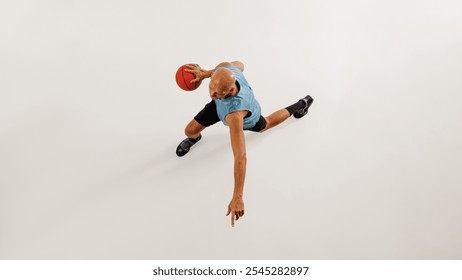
top-left (175, 65), bottom-right (201, 91)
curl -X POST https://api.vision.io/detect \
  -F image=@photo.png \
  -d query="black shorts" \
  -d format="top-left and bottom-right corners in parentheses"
top-left (194, 100), bottom-right (267, 132)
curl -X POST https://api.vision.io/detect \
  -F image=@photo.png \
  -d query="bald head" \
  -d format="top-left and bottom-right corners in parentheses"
top-left (209, 68), bottom-right (237, 100)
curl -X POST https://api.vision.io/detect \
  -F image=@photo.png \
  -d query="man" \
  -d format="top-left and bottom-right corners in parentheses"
top-left (176, 61), bottom-right (313, 227)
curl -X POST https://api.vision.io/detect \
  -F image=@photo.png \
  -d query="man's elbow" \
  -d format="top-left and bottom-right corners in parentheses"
top-left (232, 61), bottom-right (244, 72)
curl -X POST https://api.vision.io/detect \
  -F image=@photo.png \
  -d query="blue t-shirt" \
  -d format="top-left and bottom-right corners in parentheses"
top-left (214, 66), bottom-right (261, 129)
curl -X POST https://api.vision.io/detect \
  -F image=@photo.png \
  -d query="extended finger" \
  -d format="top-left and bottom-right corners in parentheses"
top-left (185, 64), bottom-right (199, 69)
top-left (231, 212), bottom-right (235, 227)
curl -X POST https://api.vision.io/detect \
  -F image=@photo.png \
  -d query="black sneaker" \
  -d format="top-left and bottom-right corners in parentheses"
top-left (293, 95), bottom-right (314, 119)
top-left (176, 134), bottom-right (202, 157)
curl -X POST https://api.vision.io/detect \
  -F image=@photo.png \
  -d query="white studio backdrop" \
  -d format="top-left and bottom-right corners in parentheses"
top-left (1, 0), bottom-right (461, 259)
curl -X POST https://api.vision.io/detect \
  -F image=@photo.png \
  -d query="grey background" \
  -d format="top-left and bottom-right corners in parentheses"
top-left (1, 0), bottom-right (461, 259)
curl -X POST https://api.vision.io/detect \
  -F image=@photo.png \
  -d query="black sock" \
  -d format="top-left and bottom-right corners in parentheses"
top-left (188, 135), bottom-right (201, 143)
top-left (285, 100), bottom-right (305, 116)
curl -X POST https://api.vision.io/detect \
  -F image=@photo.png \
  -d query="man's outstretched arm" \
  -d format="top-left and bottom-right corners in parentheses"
top-left (225, 110), bottom-right (247, 227)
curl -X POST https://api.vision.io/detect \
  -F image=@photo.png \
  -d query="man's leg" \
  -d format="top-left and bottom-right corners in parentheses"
top-left (261, 95), bottom-right (313, 132)
top-left (176, 100), bottom-right (220, 157)
top-left (176, 119), bottom-right (205, 157)
top-left (184, 119), bottom-right (205, 139)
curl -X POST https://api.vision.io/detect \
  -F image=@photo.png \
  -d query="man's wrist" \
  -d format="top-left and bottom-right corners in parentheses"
top-left (233, 193), bottom-right (243, 199)
top-left (205, 69), bottom-right (214, 78)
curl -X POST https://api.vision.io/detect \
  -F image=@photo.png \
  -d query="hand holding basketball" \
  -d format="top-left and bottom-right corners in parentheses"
top-left (184, 64), bottom-right (213, 83)
top-left (175, 64), bottom-right (215, 91)
top-left (175, 65), bottom-right (201, 91)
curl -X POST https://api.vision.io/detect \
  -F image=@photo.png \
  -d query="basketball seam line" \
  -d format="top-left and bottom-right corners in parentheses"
top-left (181, 66), bottom-right (192, 90)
